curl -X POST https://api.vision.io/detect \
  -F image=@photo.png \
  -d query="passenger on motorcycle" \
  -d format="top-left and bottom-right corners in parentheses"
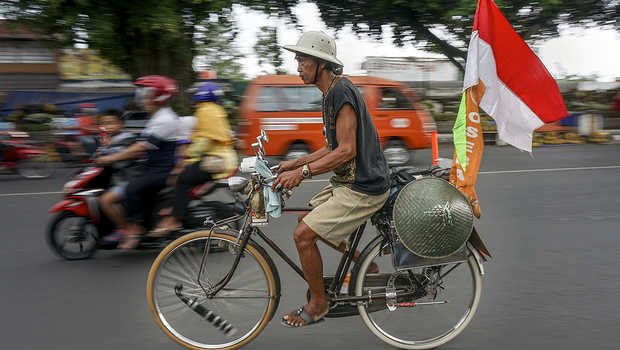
top-left (96, 75), bottom-right (182, 249)
top-left (62, 103), bottom-right (101, 157)
top-left (96, 109), bottom-right (142, 242)
top-left (75, 103), bottom-right (101, 154)
top-left (151, 82), bottom-right (238, 235)
top-left (275, 31), bottom-right (390, 327)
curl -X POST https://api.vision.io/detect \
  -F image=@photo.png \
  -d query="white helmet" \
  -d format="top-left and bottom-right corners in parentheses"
top-left (283, 31), bottom-right (344, 68)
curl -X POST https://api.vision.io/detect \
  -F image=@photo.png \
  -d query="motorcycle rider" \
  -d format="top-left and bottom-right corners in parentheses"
top-left (152, 82), bottom-right (238, 235)
top-left (96, 75), bottom-right (181, 249)
top-left (75, 103), bottom-right (101, 155)
top-left (62, 103), bottom-right (100, 157)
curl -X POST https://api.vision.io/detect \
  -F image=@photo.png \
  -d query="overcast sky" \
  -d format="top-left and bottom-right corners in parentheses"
top-left (232, 3), bottom-right (620, 82)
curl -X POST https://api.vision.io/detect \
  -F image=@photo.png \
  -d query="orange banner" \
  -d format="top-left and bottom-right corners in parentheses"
top-left (450, 82), bottom-right (486, 218)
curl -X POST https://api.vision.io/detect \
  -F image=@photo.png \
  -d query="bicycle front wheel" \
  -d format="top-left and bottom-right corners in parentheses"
top-left (147, 229), bottom-right (280, 350)
top-left (354, 242), bottom-right (482, 349)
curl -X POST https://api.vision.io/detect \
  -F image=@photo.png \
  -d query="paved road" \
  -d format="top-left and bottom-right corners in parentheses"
top-left (1, 144), bottom-right (619, 350)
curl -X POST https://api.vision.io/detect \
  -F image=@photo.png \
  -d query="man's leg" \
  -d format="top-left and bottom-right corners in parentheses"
top-left (297, 213), bottom-right (378, 273)
top-left (165, 162), bottom-right (211, 230)
top-left (99, 190), bottom-right (126, 229)
top-left (121, 175), bottom-right (157, 249)
top-left (282, 221), bottom-right (329, 327)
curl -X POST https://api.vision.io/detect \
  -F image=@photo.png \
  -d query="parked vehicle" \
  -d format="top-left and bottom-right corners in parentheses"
top-left (236, 75), bottom-right (436, 166)
top-left (47, 164), bottom-right (246, 260)
top-left (0, 129), bottom-right (54, 179)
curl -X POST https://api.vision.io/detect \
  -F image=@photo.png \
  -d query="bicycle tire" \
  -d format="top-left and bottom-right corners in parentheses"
top-left (147, 228), bottom-right (280, 350)
top-left (353, 239), bottom-right (482, 349)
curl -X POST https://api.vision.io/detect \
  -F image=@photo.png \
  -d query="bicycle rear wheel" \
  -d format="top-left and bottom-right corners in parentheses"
top-left (147, 229), bottom-right (280, 350)
top-left (354, 242), bottom-right (482, 349)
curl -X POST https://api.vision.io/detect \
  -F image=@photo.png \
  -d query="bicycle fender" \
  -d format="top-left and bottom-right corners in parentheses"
top-left (467, 226), bottom-right (492, 260)
top-left (468, 244), bottom-right (485, 276)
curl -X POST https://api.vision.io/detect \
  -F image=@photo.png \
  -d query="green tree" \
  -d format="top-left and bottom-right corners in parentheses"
top-left (195, 9), bottom-right (246, 80)
top-left (1, 0), bottom-right (234, 113)
top-left (253, 25), bottom-right (286, 74)
top-left (254, 0), bottom-right (620, 72)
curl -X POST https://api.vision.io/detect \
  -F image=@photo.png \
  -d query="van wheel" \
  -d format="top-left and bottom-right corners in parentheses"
top-left (384, 140), bottom-right (411, 166)
top-left (285, 143), bottom-right (310, 161)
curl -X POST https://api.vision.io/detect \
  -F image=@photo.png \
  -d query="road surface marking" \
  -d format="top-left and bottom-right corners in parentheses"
top-left (1, 165), bottom-right (619, 196)
top-left (479, 165), bottom-right (620, 174)
top-left (0, 191), bottom-right (62, 197)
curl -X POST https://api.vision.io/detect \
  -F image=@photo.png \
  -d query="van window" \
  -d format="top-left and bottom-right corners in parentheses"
top-left (379, 87), bottom-right (414, 110)
top-left (256, 87), bottom-right (289, 112)
top-left (256, 85), bottom-right (362, 112)
top-left (280, 87), bottom-right (322, 111)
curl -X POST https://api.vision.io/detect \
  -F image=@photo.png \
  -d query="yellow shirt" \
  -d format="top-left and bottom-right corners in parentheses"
top-left (185, 102), bottom-right (238, 179)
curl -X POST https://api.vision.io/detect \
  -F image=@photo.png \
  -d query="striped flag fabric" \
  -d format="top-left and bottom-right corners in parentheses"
top-left (463, 0), bottom-right (568, 151)
top-left (450, 0), bottom-right (568, 217)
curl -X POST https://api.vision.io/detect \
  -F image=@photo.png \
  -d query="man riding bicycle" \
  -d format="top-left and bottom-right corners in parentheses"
top-left (274, 31), bottom-right (390, 327)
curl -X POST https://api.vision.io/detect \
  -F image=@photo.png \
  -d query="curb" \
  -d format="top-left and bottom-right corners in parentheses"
top-left (438, 131), bottom-right (620, 145)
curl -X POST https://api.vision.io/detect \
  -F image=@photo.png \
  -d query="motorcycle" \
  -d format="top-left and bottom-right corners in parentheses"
top-left (0, 130), bottom-right (54, 179)
top-left (46, 164), bottom-right (247, 260)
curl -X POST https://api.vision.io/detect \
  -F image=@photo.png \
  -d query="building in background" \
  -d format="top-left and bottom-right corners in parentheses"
top-left (361, 57), bottom-right (463, 98)
top-left (0, 20), bottom-right (59, 92)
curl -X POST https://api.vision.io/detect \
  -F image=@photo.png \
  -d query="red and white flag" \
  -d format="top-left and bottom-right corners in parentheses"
top-left (450, 0), bottom-right (568, 218)
top-left (463, 0), bottom-right (568, 152)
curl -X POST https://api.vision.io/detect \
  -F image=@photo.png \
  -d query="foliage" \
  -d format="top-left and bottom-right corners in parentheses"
top-left (195, 9), bottom-right (246, 81)
top-left (253, 25), bottom-right (286, 75)
top-left (1, 0), bottom-right (235, 114)
top-left (254, 0), bottom-right (620, 71)
top-left (2, 0), bottom-right (618, 104)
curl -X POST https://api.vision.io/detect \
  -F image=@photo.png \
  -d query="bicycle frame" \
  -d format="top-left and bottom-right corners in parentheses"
top-left (198, 205), bottom-right (364, 299)
top-left (199, 206), bottom-right (427, 307)
top-left (194, 132), bottom-right (484, 307)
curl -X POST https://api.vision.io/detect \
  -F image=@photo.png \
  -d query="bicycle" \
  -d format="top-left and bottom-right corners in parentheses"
top-left (146, 130), bottom-right (489, 350)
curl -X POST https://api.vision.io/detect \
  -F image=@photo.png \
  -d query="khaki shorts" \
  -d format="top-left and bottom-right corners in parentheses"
top-left (302, 183), bottom-right (389, 246)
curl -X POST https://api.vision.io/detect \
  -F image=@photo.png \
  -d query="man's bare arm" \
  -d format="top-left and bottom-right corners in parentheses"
top-left (97, 141), bottom-right (148, 164)
top-left (271, 104), bottom-right (357, 191)
top-left (306, 104), bottom-right (357, 176)
top-left (290, 146), bottom-right (329, 168)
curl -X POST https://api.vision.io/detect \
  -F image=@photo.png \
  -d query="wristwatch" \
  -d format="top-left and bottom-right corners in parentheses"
top-left (301, 164), bottom-right (312, 179)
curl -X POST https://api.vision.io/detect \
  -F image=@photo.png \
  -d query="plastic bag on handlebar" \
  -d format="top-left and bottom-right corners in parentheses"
top-left (254, 159), bottom-right (281, 218)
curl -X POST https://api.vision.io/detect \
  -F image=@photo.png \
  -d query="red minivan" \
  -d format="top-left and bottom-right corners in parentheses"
top-left (237, 75), bottom-right (436, 165)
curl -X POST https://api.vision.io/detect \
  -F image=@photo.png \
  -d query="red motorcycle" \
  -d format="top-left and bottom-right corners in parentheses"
top-left (46, 164), bottom-right (247, 260)
top-left (0, 130), bottom-right (54, 179)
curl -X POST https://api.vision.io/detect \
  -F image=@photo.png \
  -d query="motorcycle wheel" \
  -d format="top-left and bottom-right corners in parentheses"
top-left (47, 211), bottom-right (99, 260)
top-left (17, 154), bottom-right (55, 179)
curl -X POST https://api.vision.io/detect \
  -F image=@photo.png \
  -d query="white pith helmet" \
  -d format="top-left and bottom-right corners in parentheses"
top-left (283, 31), bottom-right (344, 68)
